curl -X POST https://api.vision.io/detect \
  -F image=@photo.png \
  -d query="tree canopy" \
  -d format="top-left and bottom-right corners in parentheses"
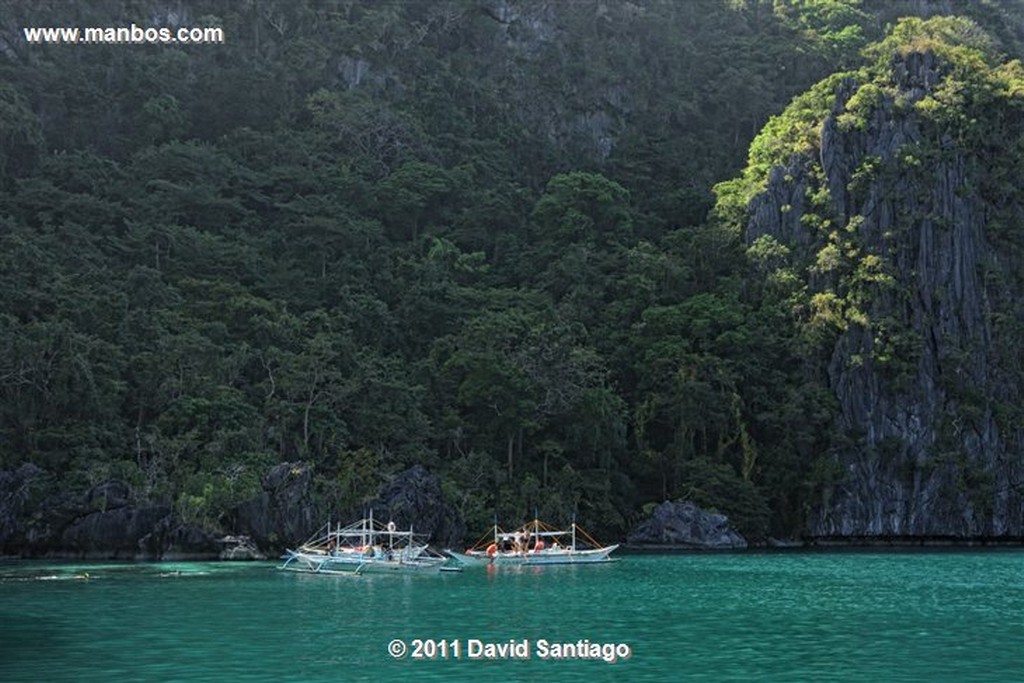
top-left (3, 0), bottom-right (1024, 541)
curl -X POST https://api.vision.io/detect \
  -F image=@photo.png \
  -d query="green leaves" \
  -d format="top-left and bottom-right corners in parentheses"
top-left (867, 16), bottom-right (997, 70)
top-left (531, 172), bottom-right (632, 247)
top-left (376, 162), bottom-right (453, 241)
top-left (0, 83), bottom-right (42, 185)
top-left (7, 0), bottom-right (1024, 543)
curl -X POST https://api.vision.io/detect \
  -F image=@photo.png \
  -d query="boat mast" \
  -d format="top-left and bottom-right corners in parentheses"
top-left (534, 508), bottom-right (540, 551)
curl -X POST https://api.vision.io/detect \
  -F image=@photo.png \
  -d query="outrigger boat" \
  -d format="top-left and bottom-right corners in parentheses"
top-left (279, 511), bottom-right (446, 575)
top-left (447, 518), bottom-right (618, 567)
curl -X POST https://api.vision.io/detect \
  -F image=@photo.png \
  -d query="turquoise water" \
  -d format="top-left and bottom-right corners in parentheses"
top-left (1, 551), bottom-right (1022, 682)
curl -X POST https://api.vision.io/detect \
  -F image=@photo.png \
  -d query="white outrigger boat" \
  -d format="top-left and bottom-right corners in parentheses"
top-left (279, 511), bottom-right (446, 575)
top-left (447, 519), bottom-right (618, 567)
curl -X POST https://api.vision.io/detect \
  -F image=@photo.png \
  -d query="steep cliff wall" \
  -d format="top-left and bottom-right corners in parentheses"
top-left (738, 18), bottom-right (1024, 539)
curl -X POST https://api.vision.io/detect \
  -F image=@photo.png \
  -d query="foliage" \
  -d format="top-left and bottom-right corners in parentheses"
top-left (2, 1), bottom-right (1023, 543)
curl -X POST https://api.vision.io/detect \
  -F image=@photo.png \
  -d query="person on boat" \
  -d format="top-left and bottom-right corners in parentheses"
top-left (513, 530), bottom-right (525, 554)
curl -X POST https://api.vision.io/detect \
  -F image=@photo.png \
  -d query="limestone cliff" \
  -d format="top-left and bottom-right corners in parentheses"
top-left (737, 18), bottom-right (1024, 539)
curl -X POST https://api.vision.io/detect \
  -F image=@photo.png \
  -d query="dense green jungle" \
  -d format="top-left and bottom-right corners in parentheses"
top-left (2, 0), bottom-right (1024, 550)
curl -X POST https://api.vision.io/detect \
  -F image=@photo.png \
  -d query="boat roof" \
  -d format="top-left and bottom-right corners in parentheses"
top-left (331, 518), bottom-right (419, 536)
top-left (494, 530), bottom-right (570, 540)
top-left (300, 517), bottom-right (428, 546)
top-left (467, 519), bottom-right (610, 550)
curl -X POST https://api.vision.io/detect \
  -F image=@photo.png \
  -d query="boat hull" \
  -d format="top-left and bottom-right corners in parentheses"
top-left (443, 550), bottom-right (491, 566)
top-left (492, 544), bottom-right (619, 566)
top-left (446, 545), bottom-right (619, 567)
top-left (280, 550), bottom-right (445, 575)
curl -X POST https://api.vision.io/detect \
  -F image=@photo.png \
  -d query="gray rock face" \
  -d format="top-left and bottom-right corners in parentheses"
top-left (142, 516), bottom-right (220, 560)
top-left (1, 467), bottom-right (221, 559)
top-left (0, 466), bottom-right (201, 559)
top-left (231, 461), bottom-right (319, 550)
top-left (60, 504), bottom-right (174, 558)
top-left (1, 461), bottom-right (463, 557)
top-left (746, 50), bottom-right (1024, 538)
top-left (627, 500), bottom-right (748, 549)
top-left (0, 463), bottom-right (42, 552)
top-left (231, 462), bottom-right (465, 550)
top-left (218, 535), bottom-right (265, 561)
top-left (364, 464), bottom-right (465, 547)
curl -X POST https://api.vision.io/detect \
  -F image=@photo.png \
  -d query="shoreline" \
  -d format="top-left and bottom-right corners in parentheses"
top-left (5, 536), bottom-right (1024, 562)
top-left (622, 536), bottom-right (1024, 553)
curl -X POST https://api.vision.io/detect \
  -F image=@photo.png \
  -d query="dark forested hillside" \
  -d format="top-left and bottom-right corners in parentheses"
top-left (1, 0), bottom-right (1023, 554)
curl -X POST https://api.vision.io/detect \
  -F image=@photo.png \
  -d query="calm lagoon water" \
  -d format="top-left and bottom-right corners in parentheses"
top-left (1, 551), bottom-right (1021, 682)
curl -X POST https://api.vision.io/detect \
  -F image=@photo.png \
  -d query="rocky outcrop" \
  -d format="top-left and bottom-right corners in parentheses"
top-left (230, 462), bottom-right (465, 550)
top-left (745, 42), bottom-right (1024, 539)
top-left (627, 500), bottom-right (748, 549)
top-left (0, 469), bottom-right (219, 559)
top-left (363, 464), bottom-right (465, 548)
top-left (0, 463), bottom-right (42, 553)
top-left (0, 461), bottom-right (463, 557)
top-left (141, 516), bottom-right (221, 560)
top-left (59, 503), bottom-right (174, 558)
top-left (217, 535), bottom-right (265, 560)
top-left (14, 474), bottom-right (170, 558)
top-left (0, 468), bottom-right (231, 559)
top-left (230, 461), bottom-right (319, 550)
